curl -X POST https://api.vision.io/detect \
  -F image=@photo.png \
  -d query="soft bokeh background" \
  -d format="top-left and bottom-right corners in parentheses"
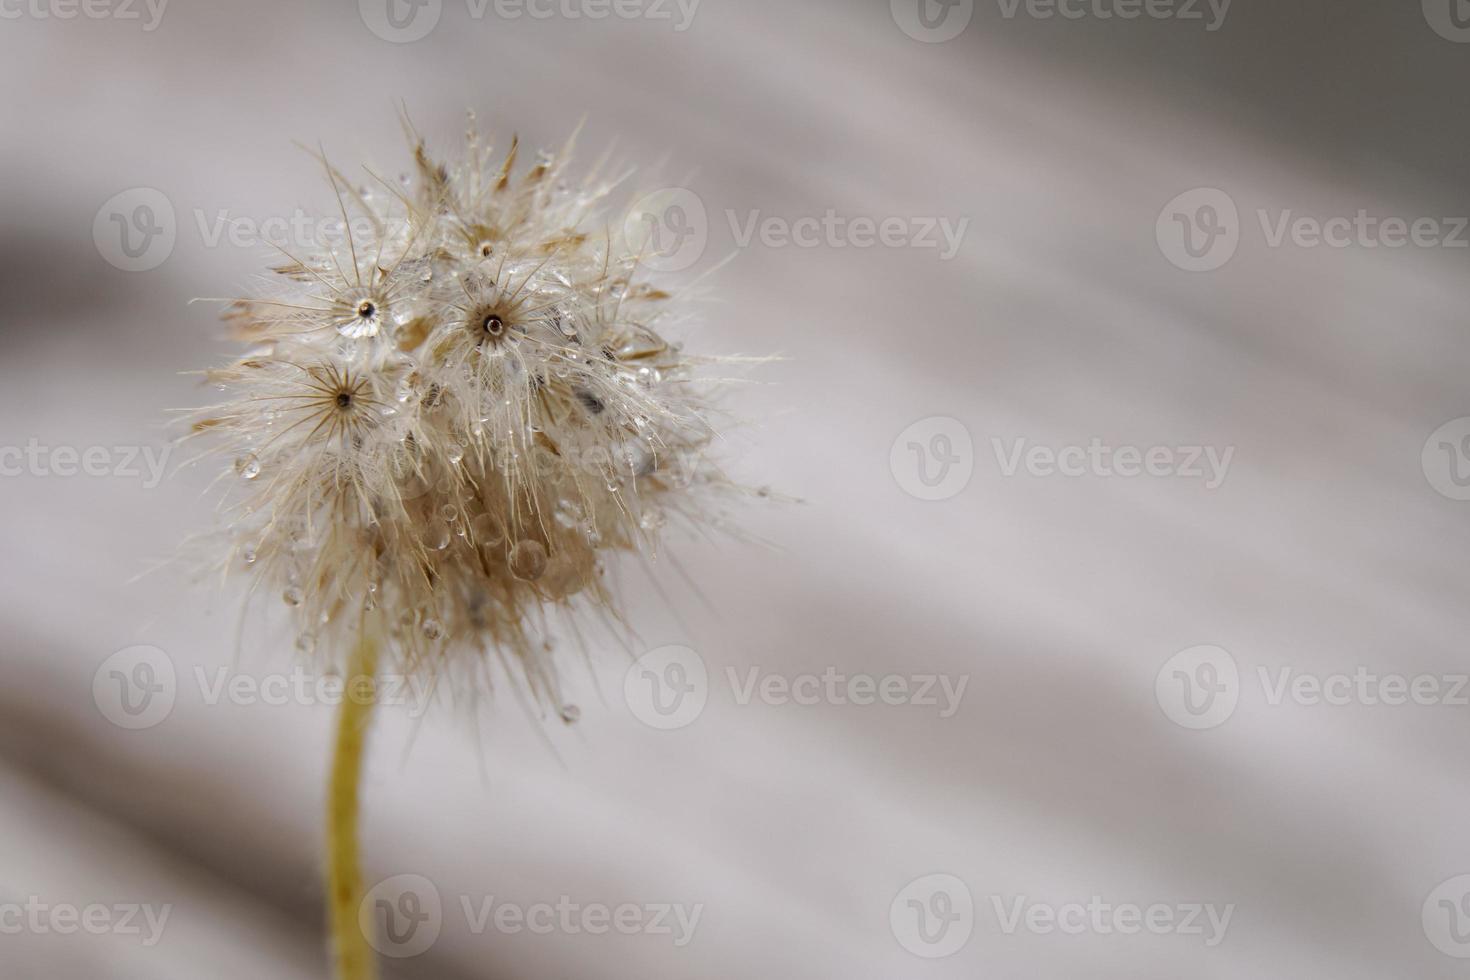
top-left (2, 1), bottom-right (1469, 977)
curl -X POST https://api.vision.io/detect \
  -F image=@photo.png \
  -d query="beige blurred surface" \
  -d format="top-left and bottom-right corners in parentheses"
top-left (2, 1), bottom-right (1470, 977)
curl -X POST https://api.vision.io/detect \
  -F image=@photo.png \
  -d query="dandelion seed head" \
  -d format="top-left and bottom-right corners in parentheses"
top-left (187, 116), bottom-right (748, 712)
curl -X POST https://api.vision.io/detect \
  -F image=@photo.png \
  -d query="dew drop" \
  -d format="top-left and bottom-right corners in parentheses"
top-left (509, 540), bottom-right (548, 580)
top-left (295, 632), bottom-right (317, 654)
top-left (559, 704), bottom-right (581, 724)
top-left (541, 553), bottom-right (586, 598)
top-left (283, 586), bottom-right (303, 606)
top-left (421, 618), bottom-right (443, 640)
top-left (639, 509), bottom-right (666, 532)
top-left (429, 521), bottom-right (453, 550)
top-left (236, 454), bottom-right (261, 480)
top-left (471, 513), bottom-right (504, 548)
top-left (241, 548), bottom-right (257, 566)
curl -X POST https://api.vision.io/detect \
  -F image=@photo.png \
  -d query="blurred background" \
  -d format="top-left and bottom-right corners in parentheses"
top-left (2, 0), bottom-right (1470, 976)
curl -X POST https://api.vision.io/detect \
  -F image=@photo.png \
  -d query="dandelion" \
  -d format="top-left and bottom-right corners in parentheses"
top-left (185, 113), bottom-right (757, 980)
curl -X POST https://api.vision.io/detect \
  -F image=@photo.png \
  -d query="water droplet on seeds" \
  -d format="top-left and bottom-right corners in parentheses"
top-left (560, 704), bottom-right (581, 724)
top-left (639, 510), bottom-right (666, 532)
top-left (236, 454), bottom-right (261, 480)
top-left (241, 548), bottom-right (257, 566)
top-left (429, 522), bottom-right (452, 550)
top-left (447, 445), bottom-right (465, 465)
top-left (296, 632), bottom-right (317, 654)
top-left (283, 586), bottom-right (303, 606)
top-left (509, 540), bottom-right (548, 580)
top-left (471, 513), bottom-right (504, 548)
top-left (422, 618), bottom-right (443, 640)
top-left (542, 553), bottom-right (586, 598)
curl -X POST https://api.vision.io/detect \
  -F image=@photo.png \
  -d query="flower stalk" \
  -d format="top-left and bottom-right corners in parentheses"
top-left (327, 614), bottom-right (380, 980)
